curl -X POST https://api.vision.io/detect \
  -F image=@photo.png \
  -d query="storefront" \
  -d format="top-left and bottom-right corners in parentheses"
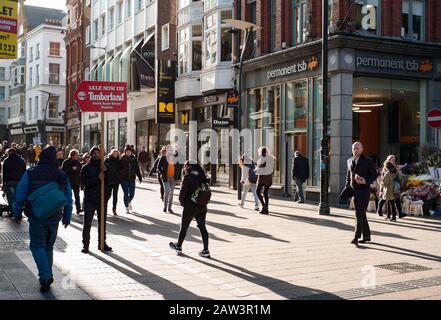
top-left (243, 48), bottom-right (322, 196)
top-left (9, 125), bottom-right (25, 144)
top-left (135, 105), bottom-right (157, 168)
top-left (66, 116), bottom-right (81, 148)
top-left (82, 112), bottom-right (101, 153)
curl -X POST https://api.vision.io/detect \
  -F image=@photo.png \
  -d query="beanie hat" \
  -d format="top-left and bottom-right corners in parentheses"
top-left (124, 145), bottom-right (132, 152)
top-left (39, 146), bottom-right (57, 165)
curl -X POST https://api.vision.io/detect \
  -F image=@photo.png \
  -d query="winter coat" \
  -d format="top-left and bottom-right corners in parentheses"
top-left (157, 155), bottom-right (183, 182)
top-left (81, 158), bottom-right (107, 203)
top-left (2, 154), bottom-right (26, 185)
top-left (292, 155), bottom-right (310, 182)
top-left (61, 158), bottom-right (82, 187)
top-left (28, 147), bottom-right (36, 163)
top-left (120, 155), bottom-right (142, 182)
top-left (381, 171), bottom-right (399, 200)
top-left (137, 151), bottom-right (148, 163)
top-left (179, 166), bottom-right (208, 208)
top-left (105, 156), bottom-right (122, 185)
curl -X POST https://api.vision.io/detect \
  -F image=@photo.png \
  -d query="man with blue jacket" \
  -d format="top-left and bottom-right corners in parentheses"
top-left (12, 146), bottom-right (73, 293)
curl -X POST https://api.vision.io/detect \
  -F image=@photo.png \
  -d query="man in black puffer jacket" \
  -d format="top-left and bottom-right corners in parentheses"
top-left (2, 148), bottom-right (26, 212)
top-left (105, 149), bottom-right (121, 216)
top-left (120, 145), bottom-right (142, 214)
top-left (62, 149), bottom-right (82, 215)
top-left (80, 146), bottom-right (112, 254)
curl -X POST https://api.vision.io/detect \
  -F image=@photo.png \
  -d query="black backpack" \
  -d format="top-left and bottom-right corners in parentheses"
top-left (248, 163), bottom-right (257, 184)
top-left (191, 181), bottom-right (212, 206)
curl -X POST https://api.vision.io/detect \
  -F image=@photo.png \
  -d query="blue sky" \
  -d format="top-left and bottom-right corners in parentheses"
top-left (25, 0), bottom-right (66, 11)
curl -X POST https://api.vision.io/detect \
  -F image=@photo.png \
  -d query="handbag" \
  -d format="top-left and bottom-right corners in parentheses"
top-left (257, 174), bottom-right (272, 187)
top-left (393, 180), bottom-right (401, 196)
top-left (27, 182), bottom-right (67, 220)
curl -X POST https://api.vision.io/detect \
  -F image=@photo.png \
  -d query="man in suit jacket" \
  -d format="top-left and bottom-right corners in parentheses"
top-left (292, 151), bottom-right (309, 203)
top-left (345, 142), bottom-right (379, 245)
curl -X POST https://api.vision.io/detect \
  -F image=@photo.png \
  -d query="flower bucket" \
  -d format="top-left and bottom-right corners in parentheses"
top-left (429, 167), bottom-right (437, 180)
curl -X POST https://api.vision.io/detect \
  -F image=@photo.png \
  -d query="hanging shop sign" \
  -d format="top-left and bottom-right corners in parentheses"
top-left (0, 0), bottom-right (18, 59)
top-left (227, 90), bottom-right (239, 108)
top-left (211, 117), bottom-right (231, 129)
top-left (74, 81), bottom-right (127, 113)
top-left (157, 59), bottom-right (176, 124)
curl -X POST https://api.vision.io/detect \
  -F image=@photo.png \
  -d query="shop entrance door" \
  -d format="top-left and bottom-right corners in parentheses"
top-left (285, 132), bottom-right (307, 197)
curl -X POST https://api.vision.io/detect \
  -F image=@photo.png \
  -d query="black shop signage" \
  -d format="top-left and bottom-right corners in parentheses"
top-left (211, 117), bottom-right (231, 129)
top-left (157, 59), bottom-right (176, 124)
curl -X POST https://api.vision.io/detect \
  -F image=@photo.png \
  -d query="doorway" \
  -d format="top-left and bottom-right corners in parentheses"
top-left (285, 132), bottom-right (307, 197)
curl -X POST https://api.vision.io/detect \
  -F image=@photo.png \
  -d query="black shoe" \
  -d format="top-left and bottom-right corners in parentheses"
top-left (81, 247), bottom-right (89, 254)
top-left (100, 244), bottom-right (112, 252)
top-left (40, 278), bottom-right (54, 293)
top-left (199, 250), bottom-right (211, 258)
top-left (378, 213), bottom-right (384, 217)
top-left (390, 218), bottom-right (397, 222)
top-left (168, 209), bottom-right (174, 214)
top-left (399, 214), bottom-right (407, 218)
top-left (350, 239), bottom-right (359, 245)
top-left (359, 238), bottom-right (371, 243)
top-left (169, 242), bottom-right (182, 255)
top-left (297, 200), bottom-right (305, 204)
top-left (260, 208), bottom-right (268, 215)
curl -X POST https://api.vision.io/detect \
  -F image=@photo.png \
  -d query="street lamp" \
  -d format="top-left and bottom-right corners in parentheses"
top-left (38, 90), bottom-right (52, 146)
top-left (318, 0), bottom-right (331, 216)
top-left (223, 19), bottom-right (262, 201)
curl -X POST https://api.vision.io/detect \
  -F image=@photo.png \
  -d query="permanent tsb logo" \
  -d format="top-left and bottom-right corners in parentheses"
top-left (267, 56), bottom-right (320, 80)
top-left (356, 56), bottom-right (433, 73)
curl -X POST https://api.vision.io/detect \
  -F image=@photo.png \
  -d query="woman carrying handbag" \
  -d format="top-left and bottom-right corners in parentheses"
top-left (255, 147), bottom-right (275, 215)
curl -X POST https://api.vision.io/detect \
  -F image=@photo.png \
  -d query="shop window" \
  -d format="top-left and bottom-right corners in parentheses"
top-left (286, 81), bottom-right (308, 131)
top-left (118, 118), bottom-right (128, 148)
top-left (402, 0), bottom-right (424, 41)
top-left (48, 96), bottom-right (59, 119)
top-left (354, 0), bottom-right (379, 35)
top-left (107, 120), bottom-right (115, 152)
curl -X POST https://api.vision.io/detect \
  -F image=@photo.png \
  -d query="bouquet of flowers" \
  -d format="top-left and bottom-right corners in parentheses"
top-left (405, 176), bottom-right (425, 190)
top-left (404, 184), bottom-right (439, 202)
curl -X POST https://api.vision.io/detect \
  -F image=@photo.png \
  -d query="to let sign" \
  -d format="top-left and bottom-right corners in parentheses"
top-left (74, 81), bottom-right (127, 113)
top-left (427, 109), bottom-right (441, 128)
top-left (0, 0), bottom-right (18, 59)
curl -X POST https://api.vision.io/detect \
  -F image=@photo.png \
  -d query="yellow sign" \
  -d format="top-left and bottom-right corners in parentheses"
top-left (159, 102), bottom-right (174, 113)
top-left (0, 0), bottom-right (18, 59)
top-left (181, 112), bottom-right (189, 125)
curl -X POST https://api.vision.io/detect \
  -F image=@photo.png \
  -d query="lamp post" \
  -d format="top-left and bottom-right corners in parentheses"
top-left (318, 0), bottom-right (330, 215)
top-left (38, 90), bottom-right (52, 146)
top-left (223, 19), bottom-right (262, 200)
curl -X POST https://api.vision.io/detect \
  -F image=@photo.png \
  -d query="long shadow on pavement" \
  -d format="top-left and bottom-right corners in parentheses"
top-left (89, 251), bottom-right (212, 300)
top-left (207, 209), bottom-right (248, 220)
top-left (269, 212), bottom-right (415, 241)
top-left (356, 242), bottom-right (441, 263)
top-left (184, 255), bottom-right (341, 300)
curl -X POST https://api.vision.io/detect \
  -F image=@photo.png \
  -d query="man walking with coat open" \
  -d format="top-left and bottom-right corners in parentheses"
top-left (344, 142), bottom-right (379, 245)
top-left (292, 151), bottom-right (309, 203)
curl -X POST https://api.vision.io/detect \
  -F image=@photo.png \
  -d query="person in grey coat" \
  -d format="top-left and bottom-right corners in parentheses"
top-left (292, 151), bottom-right (309, 203)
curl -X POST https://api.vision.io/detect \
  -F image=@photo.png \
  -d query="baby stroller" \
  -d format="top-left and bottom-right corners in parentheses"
top-left (0, 192), bottom-right (11, 217)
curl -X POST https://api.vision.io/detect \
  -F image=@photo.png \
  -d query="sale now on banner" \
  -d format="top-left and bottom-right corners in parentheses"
top-left (74, 81), bottom-right (128, 113)
top-left (0, 0), bottom-right (18, 59)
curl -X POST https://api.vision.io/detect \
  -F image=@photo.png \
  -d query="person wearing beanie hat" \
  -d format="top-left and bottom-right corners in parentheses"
top-left (120, 145), bottom-right (142, 214)
top-left (80, 146), bottom-right (112, 253)
top-left (12, 146), bottom-right (73, 293)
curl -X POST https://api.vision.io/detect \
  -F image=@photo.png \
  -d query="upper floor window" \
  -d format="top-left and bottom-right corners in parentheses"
top-left (354, 0), bottom-right (380, 35)
top-left (49, 63), bottom-right (60, 84)
top-left (402, 0), bottom-right (424, 41)
top-left (135, 0), bottom-right (143, 12)
top-left (293, 0), bottom-right (307, 45)
top-left (36, 44), bottom-right (40, 60)
top-left (205, 12), bottom-right (217, 67)
top-left (117, 1), bottom-right (123, 25)
top-left (0, 67), bottom-right (6, 81)
top-left (126, 0), bottom-right (132, 18)
top-left (48, 96), bottom-right (59, 118)
top-left (0, 87), bottom-right (5, 101)
top-left (162, 23), bottom-right (170, 51)
top-left (178, 0), bottom-right (190, 11)
top-left (49, 42), bottom-right (61, 56)
top-left (85, 26), bottom-right (91, 45)
top-left (108, 7), bottom-right (115, 30)
top-left (100, 15), bottom-right (106, 36)
top-left (29, 47), bottom-right (34, 61)
top-left (204, 0), bottom-right (217, 12)
top-left (220, 11), bottom-right (232, 62)
top-left (178, 27), bottom-right (190, 74)
top-left (93, 19), bottom-right (99, 40)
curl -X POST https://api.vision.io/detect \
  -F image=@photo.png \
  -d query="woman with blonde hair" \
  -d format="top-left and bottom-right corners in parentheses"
top-left (105, 149), bottom-right (122, 215)
top-left (377, 155), bottom-right (405, 218)
top-left (255, 147), bottom-right (275, 215)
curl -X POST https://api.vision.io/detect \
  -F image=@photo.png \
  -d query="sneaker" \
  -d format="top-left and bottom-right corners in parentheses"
top-left (126, 207), bottom-right (130, 214)
top-left (199, 250), bottom-right (211, 258)
top-left (169, 242), bottom-right (182, 255)
top-left (255, 205), bottom-right (260, 211)
top-left (40, 278), bottom-right (54, 293)
top-left (128, 203), bottom-right (133, 211)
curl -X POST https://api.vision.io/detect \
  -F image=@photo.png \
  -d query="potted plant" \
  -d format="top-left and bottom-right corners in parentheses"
top-left (426, 154), bottom-right (437, 180)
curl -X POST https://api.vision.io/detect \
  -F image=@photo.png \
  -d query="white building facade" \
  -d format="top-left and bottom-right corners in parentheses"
top-left (0, 60), bottom-right (12, 139)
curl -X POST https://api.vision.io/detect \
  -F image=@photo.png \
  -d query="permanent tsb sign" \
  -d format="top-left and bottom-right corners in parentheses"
top-left (267, 56), bottom-right (320, 80)
top-left (0, 0), bottom-right (18, 59)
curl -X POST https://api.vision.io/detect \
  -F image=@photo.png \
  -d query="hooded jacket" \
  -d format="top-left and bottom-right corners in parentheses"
top-left (105, 156), bottom-right (122, 185)
top-left (12, 147), bottom-right (73, 225)
top-left (120, 154), bottom-right (142, 182)
top-left (179, 164), bottom-right (207, 207)
top-left (61, 158), bottom-right (82, 187)
top-left (2, 153), bottom-right (26, 185)
top-left (81, 157), bottom-right (106, 203)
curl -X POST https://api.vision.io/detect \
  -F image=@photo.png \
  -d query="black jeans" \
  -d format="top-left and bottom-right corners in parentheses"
top-left (377, 198), bottom-right (402, 216)
top-left (72, 185), bottom-right (81, 212)
top-left (386, 200), bottom-right (398, 220)
top-left (82, 201), bottom-right (107, 248)
top-left (177, 203), bottom-right (209, 251)
top-left (355, 209), bottom-right (371, 240)
top-left (158, 176), bottom-right (164, 199)
top-left (107, 184), bottom-right (119, 210)
top-left (256, 184), bottom-right (270, 209)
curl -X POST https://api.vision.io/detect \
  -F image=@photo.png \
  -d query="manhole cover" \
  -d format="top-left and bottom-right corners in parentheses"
top-left (0, 232), bottom-right (29, 242)
top-left (375, 263), bottom-right (431, 274)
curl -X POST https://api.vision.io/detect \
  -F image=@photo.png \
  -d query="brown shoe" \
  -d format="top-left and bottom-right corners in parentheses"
top-left (113, 208), bottom-right (117, 216)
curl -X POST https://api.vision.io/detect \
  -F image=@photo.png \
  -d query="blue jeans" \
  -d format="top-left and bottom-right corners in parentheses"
top-left (5, 181), bottom-right (19, 207)
top-left (121, 180), bottom-right (136, 208)
top-left (29, 222), bottom-right (59, 283)
top-left (294, 178), bottom-right (305, 202)
top-left (163, 178), bottom-right (176, 210)
top-left (241, 183), bottom-right (259, 207)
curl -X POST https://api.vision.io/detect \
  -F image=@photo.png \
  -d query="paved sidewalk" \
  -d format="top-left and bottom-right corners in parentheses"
top-left (1, 181), bottom-right (441, 300)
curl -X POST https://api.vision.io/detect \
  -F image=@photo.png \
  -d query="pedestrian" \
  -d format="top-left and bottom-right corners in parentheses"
top-left (158, 146), bottom-right (183, 214)
top-left (20, 143), bottom-right (28, 163)
top-left (376, 155), bottom-right (405, 218)
top-left (105, 149), bottom-right (121, 216)
top-left (120, 145), bottom-right (142, 214)
top-left (255, 147), bottom-right (275, 215)
top-left (80, 146), bottom-right (112, 253)
top-left (169, 161), bottom-right (211, 258)
top-left (149, 146), bottom-right (167, 201)
top-left (2, 148), bottom-right (27, 216)
top-left (28, 144), bottom-right (37, 168)
top-left (137, 146), bottom-right (148, 179)
top-left (34, 144), bottom-right (42, 163)
top-left (81, 152), bottom-right (91, 167)
top-left (239, 154), bottom-right (260, 211)
top-left (12, 146), bottom-right (72, 292)
top-left (343, 142), bottom-right (379, 245)
top-left (292, 151), bottom-right (309, 203)
top-left (56, 150), bottom-right (64, 168)
top-left (61, 149), bottom-right (83, 215)
top-left (380, 161), bottom-right (401, 222)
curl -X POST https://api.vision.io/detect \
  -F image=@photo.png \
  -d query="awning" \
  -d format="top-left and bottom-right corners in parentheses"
top-left (120, 46), bottom-right (132, 83)
top-left (112, 51), bottom-right (122, 81)
top-left (90, 64), bottom-right (98, 81)
top-left (97, 60), bottom-right (105, 81)
top-left (104, 56), bottom-right (114, 81)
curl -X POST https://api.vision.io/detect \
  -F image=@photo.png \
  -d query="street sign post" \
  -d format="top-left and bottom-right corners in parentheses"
top-left (74, 81), bottom-right (128, 251)
top-left (427, 109), bottom-right (441, 129)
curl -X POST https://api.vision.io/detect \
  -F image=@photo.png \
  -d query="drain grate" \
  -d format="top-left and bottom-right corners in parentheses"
top-left (375, 262), bottom-right (431, 274)
top-left (0, 232), bottom-right (29, 242)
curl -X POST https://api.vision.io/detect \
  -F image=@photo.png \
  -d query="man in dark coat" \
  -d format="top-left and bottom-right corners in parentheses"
top-left (292, 151), bottom-right (309, 203)
top-left (120, 145), bottom-right (142, 214)
top-left (2, 148), bottom-right (27, 213)
top-left (62, 149), bottom-right (82, 215)
top-left (158, 147), bottom-right (183, 214)
top-left (20, 143), bottom-right (28, 163)
top-left (137, 146), bottom-right (149, 178)
top-left (345, 142), bottom-right (379, 245)
top-left (80, 146), bottom-right (112, 253)
top-left (28, 144), bottom-right (37, 167)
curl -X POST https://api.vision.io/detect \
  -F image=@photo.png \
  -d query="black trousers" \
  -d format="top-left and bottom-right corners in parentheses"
top-left (107, 184), bottom-right (119, 210)
top-left (82, 201), bottom-right (107, 247)
top-left (158, 176), bottom-right (164, 199)
top-left (72, 185), bottom-right (81, 212)
top-left (256, 184), bottom-right (270, 208)
top-left (177, 204), bottom-right (209, 251)
top-left (377, 198), bottom-right (402, 216)
top-left (386, 200), bottom-right (398, 220)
